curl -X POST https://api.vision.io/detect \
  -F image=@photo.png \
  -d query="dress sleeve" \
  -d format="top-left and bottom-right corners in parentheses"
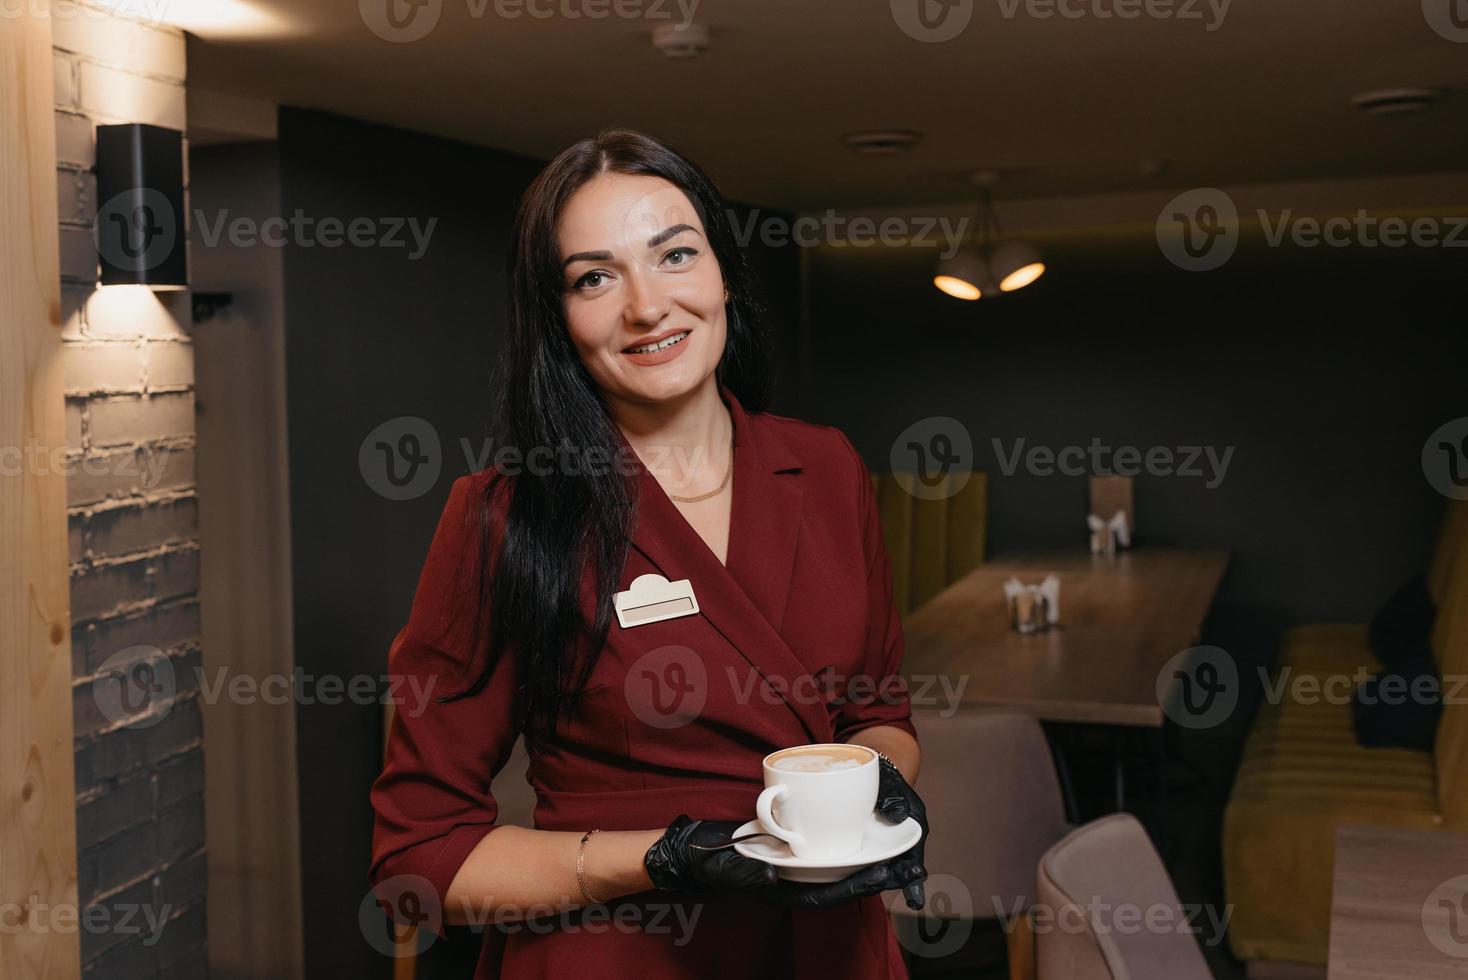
top-left (368, 472), bottom-right (522, 924)
top-left (830, 431), bottom-right (919, 744)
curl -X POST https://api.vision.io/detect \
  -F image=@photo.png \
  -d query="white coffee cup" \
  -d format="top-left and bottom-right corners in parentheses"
top-left (755, 743), bottom-right (878, 861)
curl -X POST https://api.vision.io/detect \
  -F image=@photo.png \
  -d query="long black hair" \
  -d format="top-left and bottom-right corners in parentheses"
top-left (447, 128), bottom-right (771, 740)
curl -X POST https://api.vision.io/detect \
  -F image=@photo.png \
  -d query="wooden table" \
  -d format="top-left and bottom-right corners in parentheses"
top-left (902, 548), bottom-right (1229, 727)
top-left (1329, 824), bottom-right (1468, 979)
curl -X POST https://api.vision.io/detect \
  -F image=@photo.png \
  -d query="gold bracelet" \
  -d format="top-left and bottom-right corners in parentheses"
top-left (576, 829), bottom-right (603, 905)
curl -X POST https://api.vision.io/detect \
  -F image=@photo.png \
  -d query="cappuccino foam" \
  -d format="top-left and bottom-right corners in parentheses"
top-left (769, 745), bottom-right (873, 773)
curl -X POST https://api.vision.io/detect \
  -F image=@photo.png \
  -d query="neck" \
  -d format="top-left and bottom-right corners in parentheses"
top-left (608, 377), bottom-right (732, 488)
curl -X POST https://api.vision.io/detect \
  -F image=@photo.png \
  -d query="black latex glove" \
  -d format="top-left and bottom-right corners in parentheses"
top-left (875, 753), bottom-right (929, 910)
top-left (644, 815), bottom-right (780, 894)
top-left (759, 754), bottom-right (929, 911)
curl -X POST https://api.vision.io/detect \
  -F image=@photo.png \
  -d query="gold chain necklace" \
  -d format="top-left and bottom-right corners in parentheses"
top-left (668, 441), bottom-right (733, 503)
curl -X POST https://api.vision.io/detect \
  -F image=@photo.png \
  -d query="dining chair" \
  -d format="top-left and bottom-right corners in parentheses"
top-left (887, 706), bottom-right (1071, 980)
top-left (1035, 813), bottom-right (1212, 980)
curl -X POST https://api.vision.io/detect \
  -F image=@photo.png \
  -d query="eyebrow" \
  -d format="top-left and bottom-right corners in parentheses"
top-left (562, 223), bottom-right (701, 270)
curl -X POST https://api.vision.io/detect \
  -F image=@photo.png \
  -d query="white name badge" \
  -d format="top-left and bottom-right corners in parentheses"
top-left (614, 573), bottom-right (700, 628)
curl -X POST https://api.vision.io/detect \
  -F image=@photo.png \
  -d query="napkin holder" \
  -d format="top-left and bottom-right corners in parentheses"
top-left (1004, 574), bottom-right (1061, 634)
top-left (1087, 510), bottom-right (1131, 557)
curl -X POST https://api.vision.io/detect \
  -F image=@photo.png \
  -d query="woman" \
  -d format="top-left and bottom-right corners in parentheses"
top-left (370, 128), bottom-right (928, 979)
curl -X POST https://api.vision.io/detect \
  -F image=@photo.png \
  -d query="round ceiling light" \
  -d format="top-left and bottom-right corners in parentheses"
top-left (934, 248), bottom-right (991, 301)
top-left (990, 240), bottom-right (1046, 292)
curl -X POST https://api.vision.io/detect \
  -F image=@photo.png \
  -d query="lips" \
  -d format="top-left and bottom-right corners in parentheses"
top-left (621, 328), bottom-right (693, 367)
top-left (623, 329), bottom-right (690, 354)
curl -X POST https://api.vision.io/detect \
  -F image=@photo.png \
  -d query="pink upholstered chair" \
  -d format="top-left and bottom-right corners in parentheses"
top-left (887, 707), bottom-right (1071, 980)
top-left (1035, 813), bottom-right (1213, 980)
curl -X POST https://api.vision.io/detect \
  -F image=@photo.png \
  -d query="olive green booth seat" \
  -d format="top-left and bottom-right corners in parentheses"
top-left (1223, 499), bottom-right (1468, 969)
top-left (871, 471), bottom-right (987, 616)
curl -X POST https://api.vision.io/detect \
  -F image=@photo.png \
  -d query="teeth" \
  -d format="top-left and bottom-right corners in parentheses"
top-left (627, 331), bottom-right (689, 355)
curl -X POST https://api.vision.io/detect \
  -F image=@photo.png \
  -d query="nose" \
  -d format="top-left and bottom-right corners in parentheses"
top-left (621, 264), bottom-right (671, 328)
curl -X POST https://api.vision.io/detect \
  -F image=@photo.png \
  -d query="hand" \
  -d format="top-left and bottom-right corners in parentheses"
top-left (755, 862), bottom-right (902, 910)
top-left (756, 755), bottom-right (929, 911)
top-left (874, 753), bottom-right (929, 910)
top-left (644, 816), bottom-right (780, 895)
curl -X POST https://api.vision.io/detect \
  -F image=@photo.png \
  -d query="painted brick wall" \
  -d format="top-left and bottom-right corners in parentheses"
top-left (53, 3), bottom-right (208, 977)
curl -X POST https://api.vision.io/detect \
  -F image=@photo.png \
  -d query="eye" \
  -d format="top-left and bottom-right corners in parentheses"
top-left (662, 246), bottom-right (699, 267)
top-left (572, 269), bottom-right (612, 291)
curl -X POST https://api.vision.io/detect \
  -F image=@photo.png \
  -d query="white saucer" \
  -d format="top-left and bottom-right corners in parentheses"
top-left (731, 815), bottom-right (922, 883)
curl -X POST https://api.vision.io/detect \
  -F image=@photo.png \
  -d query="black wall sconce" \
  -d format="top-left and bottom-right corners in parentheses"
top-left (94, 123), bottom-right (187, 290)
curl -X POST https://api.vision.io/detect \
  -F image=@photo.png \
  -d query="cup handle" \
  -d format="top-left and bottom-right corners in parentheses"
top-left (755, 785), bottom-right (805, 852)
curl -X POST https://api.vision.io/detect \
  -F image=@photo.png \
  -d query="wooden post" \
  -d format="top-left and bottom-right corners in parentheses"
top-left (0, 2), bottom-right (83, 977)
top-left (1006, 907), bottom-right (1037, 980)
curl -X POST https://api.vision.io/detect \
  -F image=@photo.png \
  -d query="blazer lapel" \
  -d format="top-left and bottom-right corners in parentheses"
top-left (623, 387), bottom-right (827, 744)
top-left (724, 389), bottom-right (802, 635)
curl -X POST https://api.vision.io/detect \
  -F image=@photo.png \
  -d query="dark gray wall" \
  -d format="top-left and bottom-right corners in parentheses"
top-left (278, 105), bottom-right (541, 979)
top-left (801, 229), bottom-right (1464, 677)
top-left (275, 107), bottom-right (805, 978)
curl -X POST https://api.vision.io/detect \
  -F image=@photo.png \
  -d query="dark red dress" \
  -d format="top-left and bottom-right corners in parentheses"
top-left (370, 387), bottom-right (917, 979)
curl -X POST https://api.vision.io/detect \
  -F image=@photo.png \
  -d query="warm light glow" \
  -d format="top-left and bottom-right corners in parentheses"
top-left (998, 262), bottom-right (1045, 292)
top-left (934, 275), bottom-right (982, 301)
top-left (95, 0), bottom-right (298, 39)
top-left (88, 284), bottom-right (183, 336)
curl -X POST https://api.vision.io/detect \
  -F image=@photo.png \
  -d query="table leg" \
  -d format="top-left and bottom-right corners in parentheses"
top-left (1051, 740), bottom-right (1080, 825)
top-left (1114, 732), bottom-right (1126, 812)
top-left (1153, 723), bottom-right (1172, 857)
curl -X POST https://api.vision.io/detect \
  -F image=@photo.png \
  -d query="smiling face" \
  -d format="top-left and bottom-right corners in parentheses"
top-left (558, 173), bottom-right (727, 409)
